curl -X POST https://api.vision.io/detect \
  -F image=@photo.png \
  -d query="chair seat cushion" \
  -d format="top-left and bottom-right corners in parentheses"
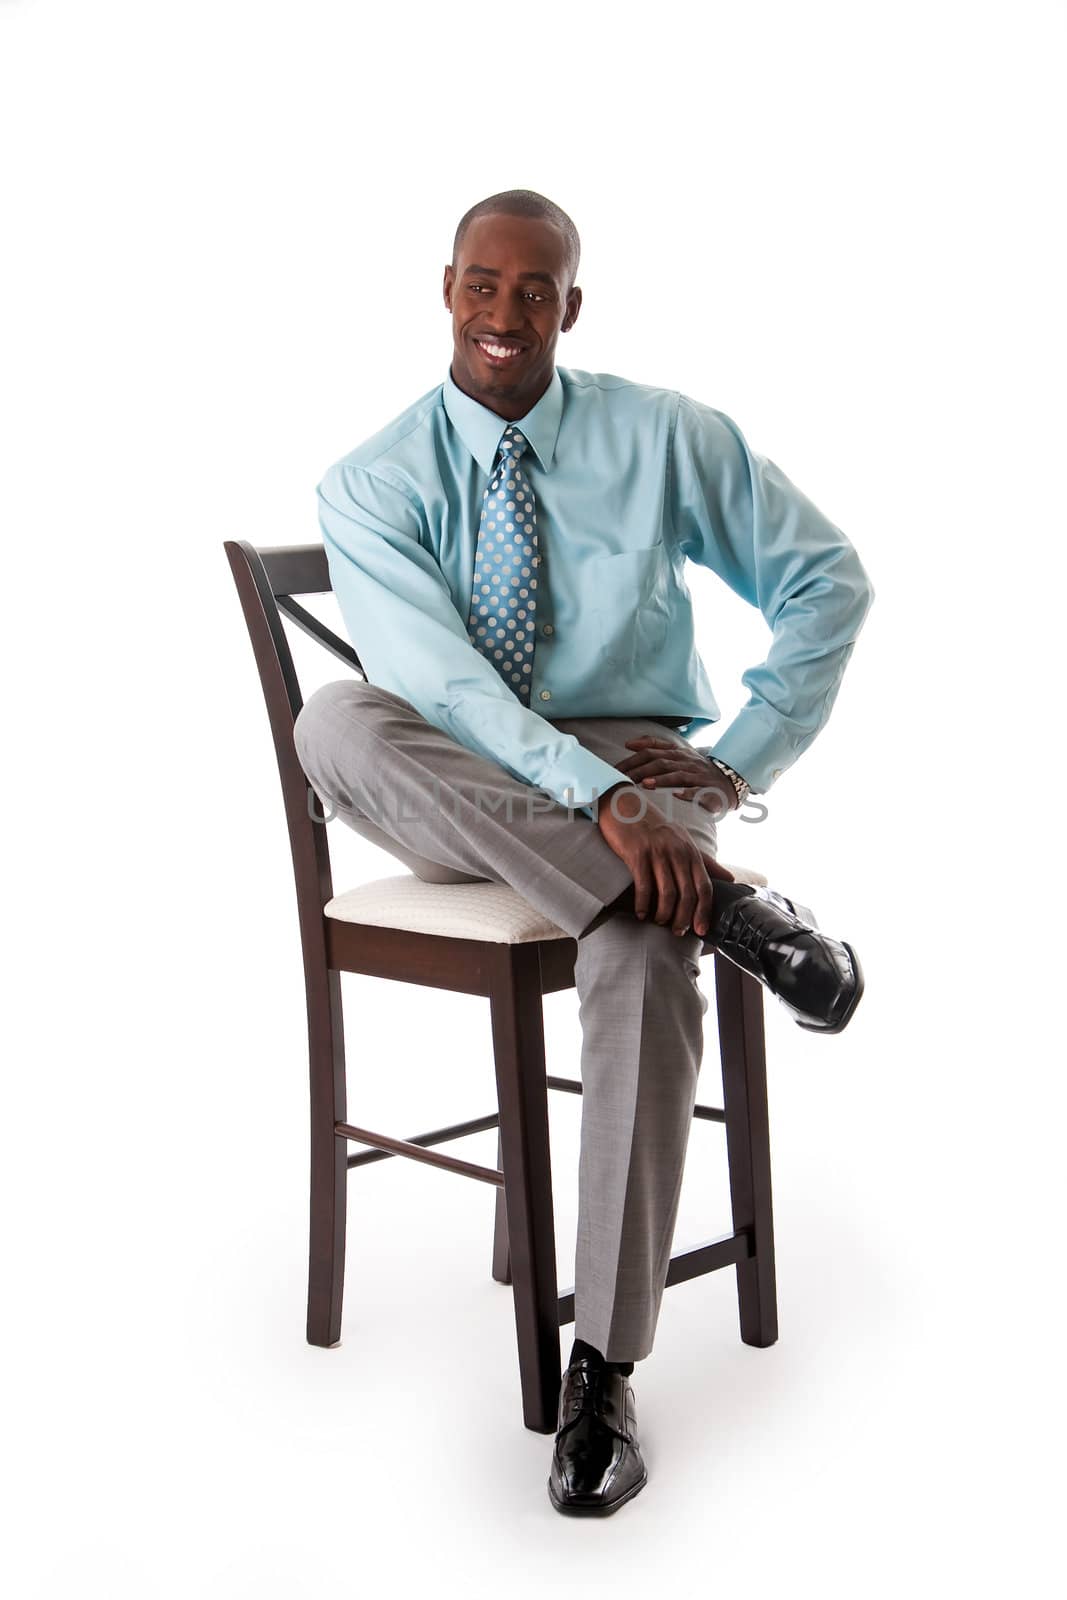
top-left (323, 864), bottom-right (768, 945)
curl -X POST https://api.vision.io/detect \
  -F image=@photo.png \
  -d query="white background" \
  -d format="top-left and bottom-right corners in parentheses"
top-left (2, 0), bottom-right (1064, 1593)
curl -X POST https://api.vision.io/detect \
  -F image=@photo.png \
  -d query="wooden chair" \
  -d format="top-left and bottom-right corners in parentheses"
top-left (224, 538), bottom-right (779, 1434)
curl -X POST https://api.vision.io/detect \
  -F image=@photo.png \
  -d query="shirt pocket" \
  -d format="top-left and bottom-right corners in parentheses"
top-left (587, 543), bottom-right (671, 668)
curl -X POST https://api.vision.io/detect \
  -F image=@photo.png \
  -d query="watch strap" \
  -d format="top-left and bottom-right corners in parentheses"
top-left (706, 755), bottom-right (750, 806)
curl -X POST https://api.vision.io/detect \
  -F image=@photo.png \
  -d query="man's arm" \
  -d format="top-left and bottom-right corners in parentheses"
top-left (317, 460), bottom-right (636, 812)
top-left (669, 395), bottom-right (875, 792)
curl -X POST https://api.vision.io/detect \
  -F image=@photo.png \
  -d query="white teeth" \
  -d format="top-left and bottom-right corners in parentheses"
top-left (479, 341), bottom-right (522, 359)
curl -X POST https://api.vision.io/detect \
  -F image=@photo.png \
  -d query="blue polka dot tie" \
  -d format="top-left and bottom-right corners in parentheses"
top-left (466, 425), bottom-right (540, 706)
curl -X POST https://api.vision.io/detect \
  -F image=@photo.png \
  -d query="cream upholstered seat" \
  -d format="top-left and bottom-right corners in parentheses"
top-left (324, 864), bottom-right (769, 946)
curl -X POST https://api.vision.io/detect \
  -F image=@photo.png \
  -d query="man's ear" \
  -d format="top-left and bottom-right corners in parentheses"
top-left (562, 284), bottom-right (582, 333)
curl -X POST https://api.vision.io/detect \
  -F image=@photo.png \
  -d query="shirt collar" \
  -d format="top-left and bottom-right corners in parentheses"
top-left (442, 363), bottom-right (563, 476)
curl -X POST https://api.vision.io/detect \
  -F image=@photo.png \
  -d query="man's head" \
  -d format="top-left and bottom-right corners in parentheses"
top-left (443, 189), bottom-right (582, 420)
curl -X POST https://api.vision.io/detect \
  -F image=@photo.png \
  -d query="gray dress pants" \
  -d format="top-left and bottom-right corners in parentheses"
top-left (292, 679), bottom-right (722, 1364)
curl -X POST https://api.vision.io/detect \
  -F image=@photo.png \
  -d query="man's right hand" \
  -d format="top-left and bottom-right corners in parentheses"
top-left (594, 781), bottom-right (736, 938)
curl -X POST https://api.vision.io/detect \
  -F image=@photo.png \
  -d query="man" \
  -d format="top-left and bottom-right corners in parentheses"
top-left (293, 188), bottom-right (874, 1516)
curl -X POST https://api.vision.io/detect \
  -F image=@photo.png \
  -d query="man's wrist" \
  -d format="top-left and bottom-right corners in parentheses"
top-left (594, 778), bottom-right (639, 821)
top-left (700, 753), bottom-right (750, 808)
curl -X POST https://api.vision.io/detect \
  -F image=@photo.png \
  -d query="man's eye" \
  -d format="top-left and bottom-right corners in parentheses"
top-left (467, 286), bottom-right (546, 300)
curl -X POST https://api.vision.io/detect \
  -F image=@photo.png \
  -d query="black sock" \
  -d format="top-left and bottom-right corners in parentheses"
top-left (578, 882), bottom-right (636, 937)
top-left (582, 878), bottom-right (756, 940)
top-left (569, 1336), bottom-right (634, 1377)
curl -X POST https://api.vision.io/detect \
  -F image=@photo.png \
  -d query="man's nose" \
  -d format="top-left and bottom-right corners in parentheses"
top-left (493, 290), bottom-right (529, 324)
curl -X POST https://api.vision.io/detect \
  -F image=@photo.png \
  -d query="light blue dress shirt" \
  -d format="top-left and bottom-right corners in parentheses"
top-left (316, 365), bottom-right (874, 816)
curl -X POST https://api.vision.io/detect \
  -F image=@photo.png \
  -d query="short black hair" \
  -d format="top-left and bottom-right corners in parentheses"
top-left (452, 189), bottom-right (580, 292)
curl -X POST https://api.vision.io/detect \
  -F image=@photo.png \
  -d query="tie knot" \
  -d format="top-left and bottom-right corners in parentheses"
top-left (498, 425), bottom-right (528, 461)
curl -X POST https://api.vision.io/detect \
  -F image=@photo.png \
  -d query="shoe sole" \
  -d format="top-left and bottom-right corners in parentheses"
top-left (547, 1469), bottom-right (648, 1516)
top-left (795, 941), bottom-right (865, 1035)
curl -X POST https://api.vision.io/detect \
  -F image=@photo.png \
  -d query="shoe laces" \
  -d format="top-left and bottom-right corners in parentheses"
top-left (559, 1363), bottom-right (607, 1427)
top-left (724, 900), bottom-right (769, 958)
top-left (558, 1361), bottom-right (631, 1442)
top-left (565, 1359), bottom-right (608, 1411)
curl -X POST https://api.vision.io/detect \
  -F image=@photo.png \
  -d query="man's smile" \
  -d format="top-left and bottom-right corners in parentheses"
top-left (472, 335), bottom-right (530, 369)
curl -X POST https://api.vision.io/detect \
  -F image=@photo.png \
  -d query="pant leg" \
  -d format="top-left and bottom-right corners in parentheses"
top-left (294, 680), bottom-right (722, 1362)
top-left (292, 679), bottom-right (635, 938)
top-left (314, 795), bottom-right (490, 886)
top-left (551, 717), bottom-right (721, 1363)
top-left (569, 913), bottom-right (708, 1362)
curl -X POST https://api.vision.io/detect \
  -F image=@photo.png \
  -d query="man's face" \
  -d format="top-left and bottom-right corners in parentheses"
top-left (443, 213), bottom-right (582, 419)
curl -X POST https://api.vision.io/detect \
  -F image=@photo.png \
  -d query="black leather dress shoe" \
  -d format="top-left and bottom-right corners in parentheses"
top-left (712, 886), bottom-right (865, 1033)
top-left (548, 1356), bottom-right (647, 1516)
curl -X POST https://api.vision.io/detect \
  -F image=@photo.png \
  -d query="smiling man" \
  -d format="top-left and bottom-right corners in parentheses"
top-left (293, 188), bottom-right (874, 1516)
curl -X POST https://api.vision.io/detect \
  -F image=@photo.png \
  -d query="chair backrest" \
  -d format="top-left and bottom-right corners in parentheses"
top-left (224, 539), bottom-right (364, 930)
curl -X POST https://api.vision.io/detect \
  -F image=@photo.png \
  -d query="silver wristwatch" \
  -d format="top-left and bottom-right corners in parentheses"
top-left (707, 756), bottom-right (750, 807)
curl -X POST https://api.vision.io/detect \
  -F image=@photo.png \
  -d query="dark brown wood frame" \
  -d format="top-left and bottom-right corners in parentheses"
top-left (224, 538), bottom-right (778, 1433)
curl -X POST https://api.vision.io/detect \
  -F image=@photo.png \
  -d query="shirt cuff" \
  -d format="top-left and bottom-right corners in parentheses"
top-left (576, 780), bottom-right (641, 822)
top-left (543, 746), bottom-right (638, 814)
top-left (703, 708), bottom-right (798, 794)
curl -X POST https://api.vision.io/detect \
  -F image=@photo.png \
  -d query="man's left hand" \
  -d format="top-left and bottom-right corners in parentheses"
top-left (615, 736), bottom-right (738, 814)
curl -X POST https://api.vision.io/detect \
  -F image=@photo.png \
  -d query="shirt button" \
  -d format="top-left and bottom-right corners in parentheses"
top-left (772, 768), bottom-right (783, 779)
top-left (539, 689), bottom-right (552, 701)
top-left (542, 623), bottom-right (554, 636)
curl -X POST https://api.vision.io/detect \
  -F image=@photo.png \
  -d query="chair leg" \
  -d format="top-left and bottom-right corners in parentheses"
top-left (306, 963), bottom-right (348, 1348)
top-left (491, 1128), bottom-right (512, 1284)
top-left (488, 945), bottom-right (560, 1433)
top-left (714, 953), bottom-right (779, 1347)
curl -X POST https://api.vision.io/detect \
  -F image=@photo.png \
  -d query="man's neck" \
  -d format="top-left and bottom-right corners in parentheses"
top-left (449, 361), bottom-right (552, 422)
